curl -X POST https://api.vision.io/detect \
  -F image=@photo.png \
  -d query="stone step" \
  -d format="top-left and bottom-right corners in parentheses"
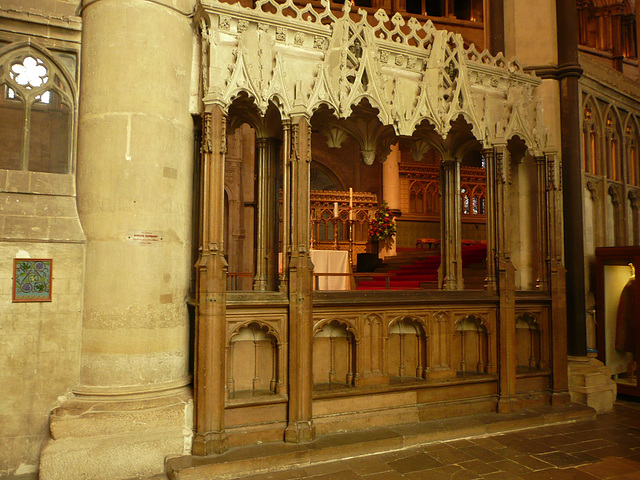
top-left (166, 403), bottom-right (595, 480)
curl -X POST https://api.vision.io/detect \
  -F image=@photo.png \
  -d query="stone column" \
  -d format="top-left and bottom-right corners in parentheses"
top-left (76, 0), bottom-right (194, 396)
top-left (192, 106), bottom-right (229, 455)
top-left (483, 148), bottom-right (497, 292)
top-left (557, 0), bottom-right (588, 358)
top-left (382, 143), bottom-right (401, 257)
top-left (285, 116), bottom-right (316, 443)
top-left (488, 0), bottom-right (505, 54)
top-left (494, 146), bottom-right (519, 413)
top-left (440, 156), bottom-right (463, 290)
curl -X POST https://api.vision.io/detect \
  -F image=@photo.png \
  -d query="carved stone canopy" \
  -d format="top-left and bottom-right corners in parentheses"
top-left (197, 0), bottom-right (546, 160)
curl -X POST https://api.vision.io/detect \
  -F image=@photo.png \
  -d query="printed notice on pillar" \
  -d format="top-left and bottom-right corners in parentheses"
top-left (127, 231), bottom-right (164, 246)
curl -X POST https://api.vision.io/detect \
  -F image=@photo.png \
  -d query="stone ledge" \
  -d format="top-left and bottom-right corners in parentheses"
top-left (166, 403), bottom-right (595, 480)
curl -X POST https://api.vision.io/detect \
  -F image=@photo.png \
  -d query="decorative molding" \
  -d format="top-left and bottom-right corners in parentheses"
top-left (197, 0), bottom-right (544, 153)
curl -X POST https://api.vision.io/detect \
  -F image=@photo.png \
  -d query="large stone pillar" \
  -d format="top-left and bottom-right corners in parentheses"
top-left (76, 0), bottom-right (194, 396)
top-left (41, 1), bottom-right (197, 478)
top-left (285, 115), bottom-right (316, 443)
top-left (556, 0), bottom-right (588, 357)
top-left (440, 157), bottom-right (463, 290)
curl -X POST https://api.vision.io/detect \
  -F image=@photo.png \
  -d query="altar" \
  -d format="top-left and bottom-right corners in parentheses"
top-left (310, 250), bottom-right (351, 291)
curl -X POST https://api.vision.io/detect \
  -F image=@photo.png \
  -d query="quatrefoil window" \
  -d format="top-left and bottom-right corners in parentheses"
top-left (10, 56), bottom-right (49, 88)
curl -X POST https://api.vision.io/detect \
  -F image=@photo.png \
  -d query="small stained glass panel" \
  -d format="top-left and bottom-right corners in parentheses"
top-left (13, 259), bottom-right (52, 302)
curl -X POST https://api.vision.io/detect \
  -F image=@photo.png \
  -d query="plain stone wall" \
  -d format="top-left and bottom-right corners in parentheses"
top-left (0, 2), bottom-right (84, 476)
top-left (0, 178), bottom-right (85, 477)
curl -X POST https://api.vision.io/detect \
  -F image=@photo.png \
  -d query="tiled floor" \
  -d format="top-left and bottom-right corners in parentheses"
top-left (239, 400), bottom-right (640, 480)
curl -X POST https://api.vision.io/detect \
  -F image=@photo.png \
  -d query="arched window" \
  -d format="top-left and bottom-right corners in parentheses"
top-left (605, 111), bottom-right (621, 181)
top-left (582, 102), bottom-right (600, 175)
top-left (625, 120), bottom-right (640, 187)
top-left (0, 46), bottom-right (74, 174)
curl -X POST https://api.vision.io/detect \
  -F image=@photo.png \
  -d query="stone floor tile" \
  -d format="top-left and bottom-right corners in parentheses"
top-left (404, 464), bottom-right (472, 480)
top-left (360, 470), bottom-right (405, 479)
top-left (470, 437), bottom-right (509, 451)
top-left (456, 459), bottom-right (500, 475)
top-left (558, 439), bottom-right (616, 454)
top-left (509, 454), bottom-right (555, 471)
top-left (387, 451), bottom-right (443, 474)
top-left (447, 439), bottom-right (479, 449)
top-left (343, 457), bottom-right (394, 476)
top-left (239, 470), bottom-right (308, 480)
top-left (426, 445), bottom-right (475, 465)
top-left (519, 467), bottom-right (600, 480)
top-left (577, 457), bottom-right (640, 479)
top-left (586, 445), bottom-right (637, 460)
top-left (534, 451), bottom-right (587, 468)
top-left (481, 471), bottom-right (522, 480)
top-left (461, 445), bottom-right (506, 463)
top-left (537, 434), bottom-right (580, 447)
top-left (305, 470), bottom-right (362, 480)
top-left (303, 461), bottom-right (352, 477)
top-left (490, 459), bottom-right (533, 475)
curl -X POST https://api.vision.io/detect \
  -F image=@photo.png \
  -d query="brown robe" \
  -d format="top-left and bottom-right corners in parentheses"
top-left (615, 277), bottom-right (637, 355)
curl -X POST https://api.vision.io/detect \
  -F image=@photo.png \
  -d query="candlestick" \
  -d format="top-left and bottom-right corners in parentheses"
top-left (334, 202), bottom-right (338, 218)
top-left (349, 188), bottom-right (353, 221)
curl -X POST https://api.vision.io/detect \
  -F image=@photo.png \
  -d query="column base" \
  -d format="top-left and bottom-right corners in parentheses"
top-left (40, 387), bottom-right (192, 480)
top-left (551, 391), bottom-right (572, 406)
top-left (497, 396), bottom-right (521, 414)
top-left (284, 420), bottom-right (316, 444)
top-left (568, 356), bottom-right (616, 413)
top-left (192, 430), bottom-right (229, 456)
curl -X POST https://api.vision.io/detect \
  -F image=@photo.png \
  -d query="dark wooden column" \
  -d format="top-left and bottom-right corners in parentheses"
top-left (488, 0), bottom-right (505, 55)
top-left (494, 145), bottom-right (519, 413)
top-left (285, 115), bottom-right (316, 443)
top-left (557, 0), bottom-right (587, 357)
top-left (193, 105), bottom-right (229, 455)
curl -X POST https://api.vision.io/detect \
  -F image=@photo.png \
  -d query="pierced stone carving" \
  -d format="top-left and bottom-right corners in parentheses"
top-left (198, 0), bottom-right (545, 153)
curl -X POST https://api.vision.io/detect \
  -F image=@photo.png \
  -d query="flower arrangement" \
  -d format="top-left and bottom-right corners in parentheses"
top-left (369, 201), bottom-right (396, 242)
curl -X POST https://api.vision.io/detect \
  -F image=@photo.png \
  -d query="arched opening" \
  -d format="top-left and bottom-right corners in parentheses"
top-left (453, 315), bottom-right (488, 375)
top-left (227, 323), bottom-right (281, 399)
top-left (388, 317), bottom-right (428, 382)
top-left (516, 314), bottom-right (542, 371)
top-left (224, 95), bottom-right (283, 291)
top-left (313, 320), bottom-right (357, 390)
